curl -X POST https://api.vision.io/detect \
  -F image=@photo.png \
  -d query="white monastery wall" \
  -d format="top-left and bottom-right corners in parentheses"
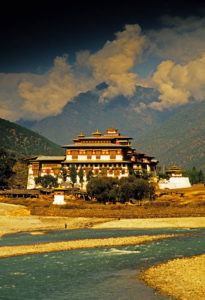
top-left (66, 155), bottom-right (72, 161)
top-left (100, 155), bottom-right (110, 160)
top-left (159, 177), bottom-right (191, 189)
top-left (27, 165), bottom-right (36, 189)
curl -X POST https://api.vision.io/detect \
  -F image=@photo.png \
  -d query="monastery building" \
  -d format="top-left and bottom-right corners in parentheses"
top-left (27, 128), bottom-right (158, 189)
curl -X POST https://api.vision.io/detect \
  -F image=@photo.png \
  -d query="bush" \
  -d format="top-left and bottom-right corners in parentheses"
top-left (35, 175), bottom-right (58, 188)
top-left (87, 176), bottom-right (155, 204)
top-left (87, 177), bottom-right (119, 204)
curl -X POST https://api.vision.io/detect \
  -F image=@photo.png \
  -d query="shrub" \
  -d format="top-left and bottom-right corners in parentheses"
top-left (87, 176), bottom-right (155, 204)
top-left (35, 175), bottom-right (58, 188)
top-left (87, 177), bottom-right (119, 204)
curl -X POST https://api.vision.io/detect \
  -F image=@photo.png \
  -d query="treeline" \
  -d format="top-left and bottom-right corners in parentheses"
top-left (184, 167), bottom-right (205, 185)
top-left (87, 176), bottom-right (155, 204)
top-left (0, 148), bottom-right (28, 189)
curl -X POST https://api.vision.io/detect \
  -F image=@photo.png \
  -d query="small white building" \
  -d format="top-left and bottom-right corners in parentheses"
top-left (53, 188), bottom-right (67, 205)
top-left (159, 166), bottom-right (191, 189)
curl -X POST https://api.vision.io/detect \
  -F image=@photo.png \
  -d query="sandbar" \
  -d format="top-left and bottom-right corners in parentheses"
top-left (1, 216), bottom-right (205, 238)
top-left (0, 234), bottom-right (178, 258)
top-left (93, 216), bottom-right (205, 229)
top-left (141, 254), bottom-right (205, 300)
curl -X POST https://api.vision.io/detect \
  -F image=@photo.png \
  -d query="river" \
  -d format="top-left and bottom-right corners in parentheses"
top-left (0, 228), bottom-right (204, 299)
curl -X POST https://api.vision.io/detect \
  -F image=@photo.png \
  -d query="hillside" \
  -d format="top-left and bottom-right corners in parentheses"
top-left (136, 101), bottom-right (205, 170)
top-left (0, 118), bottom-right (64, 157)
top-left (19, 85), bottom-right (176, 145)
top-left (16, 83), bottom-right (205, 170)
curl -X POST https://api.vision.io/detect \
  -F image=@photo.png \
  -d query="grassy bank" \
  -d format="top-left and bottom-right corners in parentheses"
top-left (1, 184), bottom-right (205, 219)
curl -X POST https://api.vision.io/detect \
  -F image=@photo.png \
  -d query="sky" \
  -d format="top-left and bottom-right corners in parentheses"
top-left (1, 0), bottom-right (205, 122)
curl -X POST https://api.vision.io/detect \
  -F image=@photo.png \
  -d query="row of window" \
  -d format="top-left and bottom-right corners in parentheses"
top-left (64, 163), bottom-right (128, 168)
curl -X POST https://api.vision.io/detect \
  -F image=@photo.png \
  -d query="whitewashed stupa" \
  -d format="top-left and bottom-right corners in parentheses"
top-left (53, 187), bottom-right (67, 205)
top-left (159, 166), bottom-right (191, 189)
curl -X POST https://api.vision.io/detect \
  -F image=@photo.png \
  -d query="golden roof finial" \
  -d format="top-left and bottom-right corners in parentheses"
top-left (92, 129), bottom-right (102, 136)
top-left (78, 133), bottom-right (85, 138)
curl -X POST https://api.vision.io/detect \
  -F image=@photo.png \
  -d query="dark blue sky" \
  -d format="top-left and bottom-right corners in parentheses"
top-left (2, 0), bottom-right (205, 123)
top-left (1, 0), bottom-right (205, 73)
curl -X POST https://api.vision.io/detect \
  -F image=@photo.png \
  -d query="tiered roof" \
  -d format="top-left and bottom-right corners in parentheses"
top-left (63, 127), bottom-right (132, 148)
top-left (166, 165), bottom-right (183, 174)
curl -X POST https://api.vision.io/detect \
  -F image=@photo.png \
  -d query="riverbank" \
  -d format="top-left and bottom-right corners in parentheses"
top-left (0, 215), bottom-right (111, 237)
top-left (141, 254), bottom-right (205, 300)
top-left (1, 215), bottom-right (205, 237)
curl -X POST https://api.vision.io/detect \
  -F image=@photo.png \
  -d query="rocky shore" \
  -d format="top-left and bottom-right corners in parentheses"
top-left (141, 254), bottom-right (205, 300)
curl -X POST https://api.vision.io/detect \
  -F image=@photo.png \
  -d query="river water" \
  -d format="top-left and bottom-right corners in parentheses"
top-left (0, 228), bottom-right (205, 300)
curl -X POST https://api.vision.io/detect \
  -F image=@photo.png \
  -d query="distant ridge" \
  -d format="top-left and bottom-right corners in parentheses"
top-left (0, 118), bottom-right (64, 157)
top-left (136, 101), bottom-right (205, 170)
top-left (15, 83), bottom-right (205, 170)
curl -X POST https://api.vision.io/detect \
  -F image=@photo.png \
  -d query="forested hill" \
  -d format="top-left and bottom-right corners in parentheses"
top-left (136, 101), bottom-right (205, 170)
top-left (0, 118), bottom-right (64, 157)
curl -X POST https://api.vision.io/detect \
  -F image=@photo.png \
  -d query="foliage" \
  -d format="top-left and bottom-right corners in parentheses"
top-left (157, 165), bottom-right (169, 179)
top-left (78, 167), bottom-right (84, 184)
top-left (69, 165), bottom-right (77, 186)
top-left (86, 170), bottom-right (93, 182)
top-left (61, 167), bottom-right (68, 182)
top-left (119, 176), bottom-right (155, 203)
top-left (184, 167), bottom-right (205, 184)
top-left (0, 117), bottom-right (64, 158)
top-left (8, 160), bottom-right (28, 189)
top-left (35, 175), bottom-right (58, 188)
top-left (0, 148), bottom-right (16, 189)
top-left (133, 169), bottom-right (151, 180)
top-left (87, 177), bottom-right (119, 204)
top-left (87, 175), bottom-right (155, 204)
top-left (158, 173), bottom-right (169, 180)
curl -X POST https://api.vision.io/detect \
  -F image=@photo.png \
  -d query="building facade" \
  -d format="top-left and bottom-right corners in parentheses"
top-left (27, 128), bottom-right (158, 189)
top-left (158, 165), bottom-right (191, 189)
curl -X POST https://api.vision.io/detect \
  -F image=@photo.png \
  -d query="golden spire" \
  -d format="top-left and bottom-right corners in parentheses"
top-left (78, 133), bottom-right (85, 138)
top-left (92, 129), bottom-right (102, 136)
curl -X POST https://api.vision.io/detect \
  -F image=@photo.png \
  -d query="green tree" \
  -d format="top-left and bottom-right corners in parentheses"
top-left (189, 167), bottom-right (198, 184)
top-left (61, 167), bottom-right (68, 182)
top-left (87, 175), bottom-right (155, 204)
top-left (198, 170), bottom-right (204, 183)
top-left (118, 176), bottom-right (152, 203)
top-left (118, 181), bottom-right (136, 203)
top-left (35, 175), bottom-right (58, 188)
top-left (132, 178), bottom-right (154, 201)
top-left (78, 167), bottom-right (84, 187)
top-left (86, 170), bottom-right (93, 182)
top-left (69, 165), bottom-right (77, 187)
top-left (8, 160), bottom-right (28, 189)
top-left (0, 148), bottom-right (16, 189)
top-left (87, 177), bottom-right (119, 204)
top-left (185, 167), bottom-right (205, 184)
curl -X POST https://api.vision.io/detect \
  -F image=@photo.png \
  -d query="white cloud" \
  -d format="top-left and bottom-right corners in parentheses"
top-left (2, 18), bottom-right (205, 122)
top-left (88, 24), bottom-right (147, 102)
top-left (0, 73), bottom-right (46, 121)
top-left (18, 55), bottom-right (96, 120)
top-left (0, 25), bottom-right (147, 121)
top-left (149, 52), bottom-right (205, 110)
